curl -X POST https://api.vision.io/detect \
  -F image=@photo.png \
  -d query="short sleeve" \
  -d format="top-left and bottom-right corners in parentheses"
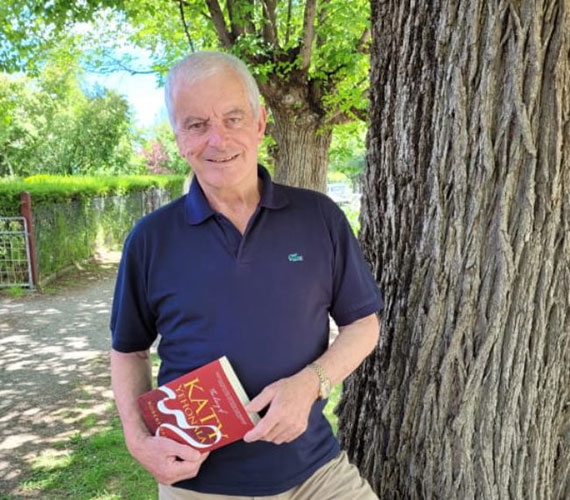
top-left (329, 210), bottom-right (384, 326)
top-left (110, 237), bottom-right (158, 352)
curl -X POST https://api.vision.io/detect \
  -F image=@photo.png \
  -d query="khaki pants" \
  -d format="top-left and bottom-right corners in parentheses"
top-left (159, 451), bottom-right (378, 500)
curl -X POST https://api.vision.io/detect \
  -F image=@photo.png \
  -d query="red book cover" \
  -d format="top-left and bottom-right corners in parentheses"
top-left (137, 356), bottom-right (260, 451)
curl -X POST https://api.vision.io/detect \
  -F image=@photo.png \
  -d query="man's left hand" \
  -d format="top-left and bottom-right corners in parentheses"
top-left (243, 368), bottom-right (319, 445)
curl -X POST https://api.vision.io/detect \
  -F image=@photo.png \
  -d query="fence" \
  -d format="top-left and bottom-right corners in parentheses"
top-left (0, 217), bottom-right (34, 288)
top-left (1, 186), bottom-right (177, 288)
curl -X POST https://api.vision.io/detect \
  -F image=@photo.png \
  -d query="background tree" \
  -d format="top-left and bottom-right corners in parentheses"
top-left (338, 1), bottom-right (570, 499)
top-left (0, 58), bottom-right (138, 176)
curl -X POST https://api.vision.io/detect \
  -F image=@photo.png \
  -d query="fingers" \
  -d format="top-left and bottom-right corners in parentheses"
top-left (134, 435), bottom-right (209, 485)
top-left (243, 405), bottom-right (278, 442)
top-left (162, 450), bottom-right (210, 484)
top-left (166, 439), bottom-right (205, 462)
top-left (243, 403), bottom-right (308, 444)
top-left (245, 386), bottom-right (275, 413)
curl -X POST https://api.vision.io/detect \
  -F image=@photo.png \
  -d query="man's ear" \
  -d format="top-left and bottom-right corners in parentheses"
top-left (256, 106), bottom-right (267, 141)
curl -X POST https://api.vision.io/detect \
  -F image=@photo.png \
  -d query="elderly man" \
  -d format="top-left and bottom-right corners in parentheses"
top-left (110, 51), bottom-right (383, 499)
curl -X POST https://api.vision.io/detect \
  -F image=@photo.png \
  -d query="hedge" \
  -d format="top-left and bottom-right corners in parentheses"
top-left (0, 175), bottom-right (185, 216)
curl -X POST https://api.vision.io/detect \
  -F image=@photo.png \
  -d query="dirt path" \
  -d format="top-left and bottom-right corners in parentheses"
top-left (0, 252), bottom-right (121, 497)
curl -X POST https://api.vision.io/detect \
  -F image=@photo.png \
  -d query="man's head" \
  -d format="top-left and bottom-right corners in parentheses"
top-left (165, 51), bottom-right (266, 193)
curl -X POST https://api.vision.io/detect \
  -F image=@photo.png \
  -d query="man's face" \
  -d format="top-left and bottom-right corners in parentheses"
top-left (171, 70), bottom-right (266, 192)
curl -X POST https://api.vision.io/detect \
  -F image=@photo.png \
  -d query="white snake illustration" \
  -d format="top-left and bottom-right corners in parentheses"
top-left (156, 386), bottom-right (223, 449)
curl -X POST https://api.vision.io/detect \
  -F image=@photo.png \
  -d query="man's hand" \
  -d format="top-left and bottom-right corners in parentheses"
top-left (110, 350), bottom-right (209, 485)
top-left (243, 368), bottom-right (319, 445)
top-left (128, 434), bottom-right (209, 485)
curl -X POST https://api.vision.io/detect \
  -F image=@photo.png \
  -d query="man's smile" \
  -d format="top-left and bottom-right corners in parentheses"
top-left (206, 153), bottom-right (240, 163)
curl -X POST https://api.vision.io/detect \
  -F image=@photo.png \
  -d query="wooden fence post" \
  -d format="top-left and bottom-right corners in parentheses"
top-left (19, 192), bottom-right (38, 287)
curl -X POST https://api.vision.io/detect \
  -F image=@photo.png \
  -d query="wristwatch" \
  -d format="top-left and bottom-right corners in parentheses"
top-left (308, 362), bottom-right (331, 400)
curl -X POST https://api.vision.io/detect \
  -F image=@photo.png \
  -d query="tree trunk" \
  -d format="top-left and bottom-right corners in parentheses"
top-left (270, 106), bottom-right (331, 192)
top-left (257, 76), bottom-right (332, 192)
top-left (338, 1), bottom-right (570, 499)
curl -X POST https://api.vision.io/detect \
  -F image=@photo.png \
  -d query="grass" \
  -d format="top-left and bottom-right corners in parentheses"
top-left (5, 285), bottom-right (26, 298)
top-left (18, 415), bottom-right (156, 500)
top-left (324, 384), bottom-right (342, 434)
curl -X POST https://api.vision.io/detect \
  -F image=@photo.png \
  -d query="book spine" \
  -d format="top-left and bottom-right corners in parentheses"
top-left (219, 356), bottom-right (260, 425)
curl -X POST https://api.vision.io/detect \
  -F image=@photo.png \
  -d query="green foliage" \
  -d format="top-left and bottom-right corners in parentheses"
top-left (0, 1), bottom-right (123, 73)
top-left (342, 206), bottom-right (361, 236)
top-left (328, 121), bottom-right (366, 187)
top-left (0, 63), bottom-right (139, 177)
top-left (0, 174), bottom-right (184, 216)
top-left (324, 383), bottom-right (342, 435)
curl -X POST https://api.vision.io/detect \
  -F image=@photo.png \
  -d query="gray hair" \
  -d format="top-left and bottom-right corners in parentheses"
top-left (165, 51), bottom-right (261, 130)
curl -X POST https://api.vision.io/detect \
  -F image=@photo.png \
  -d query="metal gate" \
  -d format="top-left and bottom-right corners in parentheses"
top-left (0, 217), bottom-right (34, 289)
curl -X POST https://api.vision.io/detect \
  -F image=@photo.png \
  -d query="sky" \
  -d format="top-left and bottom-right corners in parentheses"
top-left (83, 70), bottom-right (166, 129)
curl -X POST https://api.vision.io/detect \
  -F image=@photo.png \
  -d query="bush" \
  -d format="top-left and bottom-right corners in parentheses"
top-left (0, 174), bottom-right (184, 216)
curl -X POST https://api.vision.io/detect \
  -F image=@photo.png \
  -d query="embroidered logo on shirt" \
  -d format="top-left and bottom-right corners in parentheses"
top-left (288, 253), bottom-right (304, 262)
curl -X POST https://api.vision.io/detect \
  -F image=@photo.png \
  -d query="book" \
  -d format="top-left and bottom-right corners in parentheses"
top-left (137, 356), bottom-right (260, 451)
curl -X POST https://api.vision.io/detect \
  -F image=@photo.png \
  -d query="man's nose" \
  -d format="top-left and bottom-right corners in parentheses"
top-left (206, 123), bottom-right (228, 148)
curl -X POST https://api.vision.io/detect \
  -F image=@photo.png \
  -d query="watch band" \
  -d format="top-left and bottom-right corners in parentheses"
top-left (308, 362), bottom-right (331, 399)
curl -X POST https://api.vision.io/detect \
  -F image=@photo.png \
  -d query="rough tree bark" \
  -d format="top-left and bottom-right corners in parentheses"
top-left (338, 1), bottom-right (570, 499)
top-left (259, 80), bottom-right (333, 190)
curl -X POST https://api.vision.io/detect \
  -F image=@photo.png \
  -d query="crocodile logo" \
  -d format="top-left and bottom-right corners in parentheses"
top-left (288, 253), bottom-right (304, 262)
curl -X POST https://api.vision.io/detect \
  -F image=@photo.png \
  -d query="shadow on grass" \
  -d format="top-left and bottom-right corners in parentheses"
top-left (13, 413), bottom-right (156, 500)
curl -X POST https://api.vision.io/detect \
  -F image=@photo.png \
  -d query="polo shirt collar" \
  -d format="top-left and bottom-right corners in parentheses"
top-left (185, 164), bottom-right (289, 225)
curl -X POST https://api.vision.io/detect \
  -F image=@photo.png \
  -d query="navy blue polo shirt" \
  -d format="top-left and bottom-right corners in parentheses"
top-left (110, 166), bottom-right (383, 496)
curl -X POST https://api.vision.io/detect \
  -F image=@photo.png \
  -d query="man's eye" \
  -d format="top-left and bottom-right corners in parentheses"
top-left (227, 117), bottom-right (242, 126)
top-left (188, 122), bottom-right (206, 131)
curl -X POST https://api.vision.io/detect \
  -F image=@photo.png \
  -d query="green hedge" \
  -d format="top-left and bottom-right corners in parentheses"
top-left (0, 174), bottom-right (185, 216)
top-left (0, 175), bottom-right (185, 284)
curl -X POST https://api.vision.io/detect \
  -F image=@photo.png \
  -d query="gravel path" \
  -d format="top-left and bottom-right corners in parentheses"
top-left (0, 252), bottom-right (121, 497)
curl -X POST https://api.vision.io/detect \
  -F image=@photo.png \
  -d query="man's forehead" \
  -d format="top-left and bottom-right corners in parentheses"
top-left (172, 74), bottom-right (252, 113)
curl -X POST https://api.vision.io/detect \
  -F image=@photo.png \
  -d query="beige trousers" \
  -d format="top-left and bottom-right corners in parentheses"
top-left (158, 451), bottom-right (378, 500)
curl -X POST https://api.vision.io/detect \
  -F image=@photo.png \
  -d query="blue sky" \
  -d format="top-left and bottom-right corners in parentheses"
top-left (83, 69), bottom-right (166, 129)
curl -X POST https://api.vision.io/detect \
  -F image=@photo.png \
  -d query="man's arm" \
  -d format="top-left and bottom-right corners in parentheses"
top-left (111, 349), bottom-right (209, 484)
top-left (244, 313), bottom-right (379, 444)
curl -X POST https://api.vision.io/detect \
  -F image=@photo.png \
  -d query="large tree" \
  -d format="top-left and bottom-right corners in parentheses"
top-left (338, 1), bottom-right (570, 499)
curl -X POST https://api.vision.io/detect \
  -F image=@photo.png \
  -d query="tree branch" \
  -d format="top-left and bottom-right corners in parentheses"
top-left (260, 0), bottom-right (278, 45)
top-left (325, 105), bottom-right (368, 125)
top-left (84, 51), bottom-right (160, 76)
top-left (357, 27), bottom-right (371, 53)
top-left (325, 86), bottom-right (369, 125)
top-left (177, 0), bottom-right (196, 52)
top-left (300, 0), bottom-right (318, 72)
top-left (285, 0), bottom-right (293, 45)
top-left (205, 0), bottom-right (234, 48)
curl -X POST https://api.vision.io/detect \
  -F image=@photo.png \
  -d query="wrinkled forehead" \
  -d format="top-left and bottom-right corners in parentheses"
top-left (172, 66), bottom-right (250, 106)
top-left (172, 73), bottom-right (252, 121)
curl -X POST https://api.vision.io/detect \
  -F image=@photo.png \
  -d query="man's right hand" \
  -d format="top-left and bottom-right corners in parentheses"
top-left (128, 434), bottom-right (209, 485)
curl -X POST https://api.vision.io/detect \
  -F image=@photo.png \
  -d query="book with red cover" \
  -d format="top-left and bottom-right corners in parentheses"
top-left (137, 356), bottom-right (260, 451)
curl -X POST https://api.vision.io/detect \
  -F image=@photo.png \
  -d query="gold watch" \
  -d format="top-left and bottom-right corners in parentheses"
top-left (308, 362), bottom-right (331, 400)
